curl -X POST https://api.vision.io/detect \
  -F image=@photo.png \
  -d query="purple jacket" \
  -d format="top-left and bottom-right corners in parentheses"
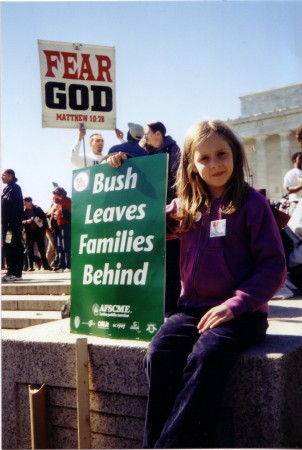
top-left (166, 188), bottom-right (286, 316)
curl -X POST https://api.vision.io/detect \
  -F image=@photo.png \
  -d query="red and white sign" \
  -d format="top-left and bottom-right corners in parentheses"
top-left (38, 40), bottom-right (116, 129)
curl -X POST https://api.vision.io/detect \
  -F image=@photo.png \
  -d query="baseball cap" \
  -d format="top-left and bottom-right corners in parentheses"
top-left (128, 122), bottom-right (144, 141)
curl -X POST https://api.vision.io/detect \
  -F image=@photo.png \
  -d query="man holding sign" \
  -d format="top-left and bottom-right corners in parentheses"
top-left (107, 121), bottom-right (181, 316)
top-left (70, 125), bottom-right (106, 168)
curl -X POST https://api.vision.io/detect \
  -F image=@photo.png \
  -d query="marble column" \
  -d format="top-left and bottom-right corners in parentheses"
top-left (279, 131), bottom-right (292, 176)
top-left (255, 135), bottom-right (267, 191)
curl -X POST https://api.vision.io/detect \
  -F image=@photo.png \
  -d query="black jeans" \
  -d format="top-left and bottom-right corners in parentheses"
top-left (165, 239), bottom-right (181, 316)
top-left (56, 224), bottom-right (71, 269)
top-left (143, 308), bottom-right (268, 448)
top-left (26, 228), bottom-right (49, 269)
top-left (3, 228), bottom-right (24, 278)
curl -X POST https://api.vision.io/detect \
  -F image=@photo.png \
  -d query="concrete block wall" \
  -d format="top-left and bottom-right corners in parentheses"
top-left (2, 299), bottom-right (302, 449)
top-left (2, 321), bottom-right (149, 449)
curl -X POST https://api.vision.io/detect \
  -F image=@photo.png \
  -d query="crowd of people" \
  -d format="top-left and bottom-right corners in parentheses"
top-left (2, 120), bottom-right (302, 294)
top-left (269, 126), bottom-right (302, 297)
top-left (1, 119), bottom-right (302, 448)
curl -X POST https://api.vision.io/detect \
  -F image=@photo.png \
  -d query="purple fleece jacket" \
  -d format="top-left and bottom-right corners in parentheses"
top-left (166, 188), bottom-right (286, 317)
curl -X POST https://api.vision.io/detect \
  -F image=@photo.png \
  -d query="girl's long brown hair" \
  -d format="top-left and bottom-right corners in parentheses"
top-left (174, 120), bottom-right (250, 232)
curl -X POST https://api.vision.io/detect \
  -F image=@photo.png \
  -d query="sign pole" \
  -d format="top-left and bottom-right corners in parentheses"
top-left (80, 123), bottom-right (87, 167)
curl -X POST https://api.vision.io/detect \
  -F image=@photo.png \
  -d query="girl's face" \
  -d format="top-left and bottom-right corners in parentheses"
top-left (193, 133), bottom-right (234, 199)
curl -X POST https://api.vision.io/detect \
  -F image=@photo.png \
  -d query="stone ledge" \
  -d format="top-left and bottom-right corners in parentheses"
top-left (1, 283), bottom-right (70, 295)
top-left (1, 310), bottom-right (63, 329)
top-left (1, 294), bottom-right (69, 311)
top-left (2, 299), bottom-right (302, 449)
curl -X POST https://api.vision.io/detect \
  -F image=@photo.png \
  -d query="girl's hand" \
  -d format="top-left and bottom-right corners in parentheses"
top-left (197, 304), bottom-right (234, 334)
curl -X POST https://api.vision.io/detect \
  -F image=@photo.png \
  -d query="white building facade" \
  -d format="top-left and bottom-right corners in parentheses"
top-left (227, 83), bottom-right (302, 202)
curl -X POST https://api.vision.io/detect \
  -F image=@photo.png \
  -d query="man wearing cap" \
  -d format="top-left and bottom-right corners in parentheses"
top-left (107, 123), bottom-right (147, 158)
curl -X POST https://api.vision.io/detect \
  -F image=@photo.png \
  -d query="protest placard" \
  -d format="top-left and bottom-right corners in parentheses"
top-left (70, 153), bottom-right (168, 341)
top-left (38, 40), bottom-right (116, 129)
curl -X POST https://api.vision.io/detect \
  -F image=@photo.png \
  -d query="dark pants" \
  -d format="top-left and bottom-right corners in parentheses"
top-left (143, 308), bottom-right (268, 448)
top-left (165, 239), bottom-right (181, 316)
top-left (4, 229), bottom-right (24, 278)
top-left (56, 224), bottom-right (71, 269)
top-left (26, 228), bottom-right (49, 269)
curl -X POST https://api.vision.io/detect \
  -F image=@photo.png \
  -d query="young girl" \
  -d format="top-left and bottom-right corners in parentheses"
top-left (143, 120), bottom-right (286, 449)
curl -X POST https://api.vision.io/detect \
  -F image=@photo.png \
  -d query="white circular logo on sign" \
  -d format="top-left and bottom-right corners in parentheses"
top-left (73, 172), bottom-right (89, 192)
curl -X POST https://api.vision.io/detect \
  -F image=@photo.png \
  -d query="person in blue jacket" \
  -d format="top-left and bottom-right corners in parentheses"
top-left (108, 122), bottom-right (147, 158)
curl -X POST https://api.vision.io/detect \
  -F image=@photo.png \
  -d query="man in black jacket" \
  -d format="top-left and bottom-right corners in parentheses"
top-left (144, 122), bottom-right (181, 315)
top-left (1, 169), bottom-right (24, 282)
top-left (107, 121), bottom-right (181, 316)
top-left (22, 197), bottom-right (53, 271)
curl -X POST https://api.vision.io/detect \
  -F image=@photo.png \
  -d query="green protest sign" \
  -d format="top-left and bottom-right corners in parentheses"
top-left (70, 153), bottom-right (168, 341)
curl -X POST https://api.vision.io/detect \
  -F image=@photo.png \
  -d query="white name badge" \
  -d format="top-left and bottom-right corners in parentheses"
top-left (210, 219), bottom-right (226, 237)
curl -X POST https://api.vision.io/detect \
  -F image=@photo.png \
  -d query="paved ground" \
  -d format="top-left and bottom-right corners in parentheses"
top-left (2, 269), bottom-right (71, 286)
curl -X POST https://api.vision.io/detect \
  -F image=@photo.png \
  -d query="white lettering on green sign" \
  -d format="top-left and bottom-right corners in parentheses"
top-left (83, 262), bottom-right (149, 285)
top-left (92, 167), bottom-right (138, 193)
top-left (84, 203), bottom-right (146, 224)
top-left (79, 230), bottom-right (154, 254)
top-left (99, 304), bottom-right (131, 313)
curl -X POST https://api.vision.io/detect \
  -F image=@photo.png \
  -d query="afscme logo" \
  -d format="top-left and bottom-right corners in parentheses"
top-left (99, 304), bottom-right (131, 314)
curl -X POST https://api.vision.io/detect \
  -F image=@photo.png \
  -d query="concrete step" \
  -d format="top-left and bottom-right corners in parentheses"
top-left (2, 283), bottom-right (70, 296)
top-left (1, 270), bottom-right (71, 296)
top-left (1, 295), bottom-right (70, 311)
top-left (1, 310), bottom-right (63, 329)
top-left (1, 272), bottom-right (71, 330)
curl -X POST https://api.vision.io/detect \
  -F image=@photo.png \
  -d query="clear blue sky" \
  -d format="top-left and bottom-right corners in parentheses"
top-left (1, 0), bottom-right (301, 210)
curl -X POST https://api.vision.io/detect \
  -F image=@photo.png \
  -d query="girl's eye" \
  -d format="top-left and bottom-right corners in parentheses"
top-left (218, 151), bottom-right (228, 158)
